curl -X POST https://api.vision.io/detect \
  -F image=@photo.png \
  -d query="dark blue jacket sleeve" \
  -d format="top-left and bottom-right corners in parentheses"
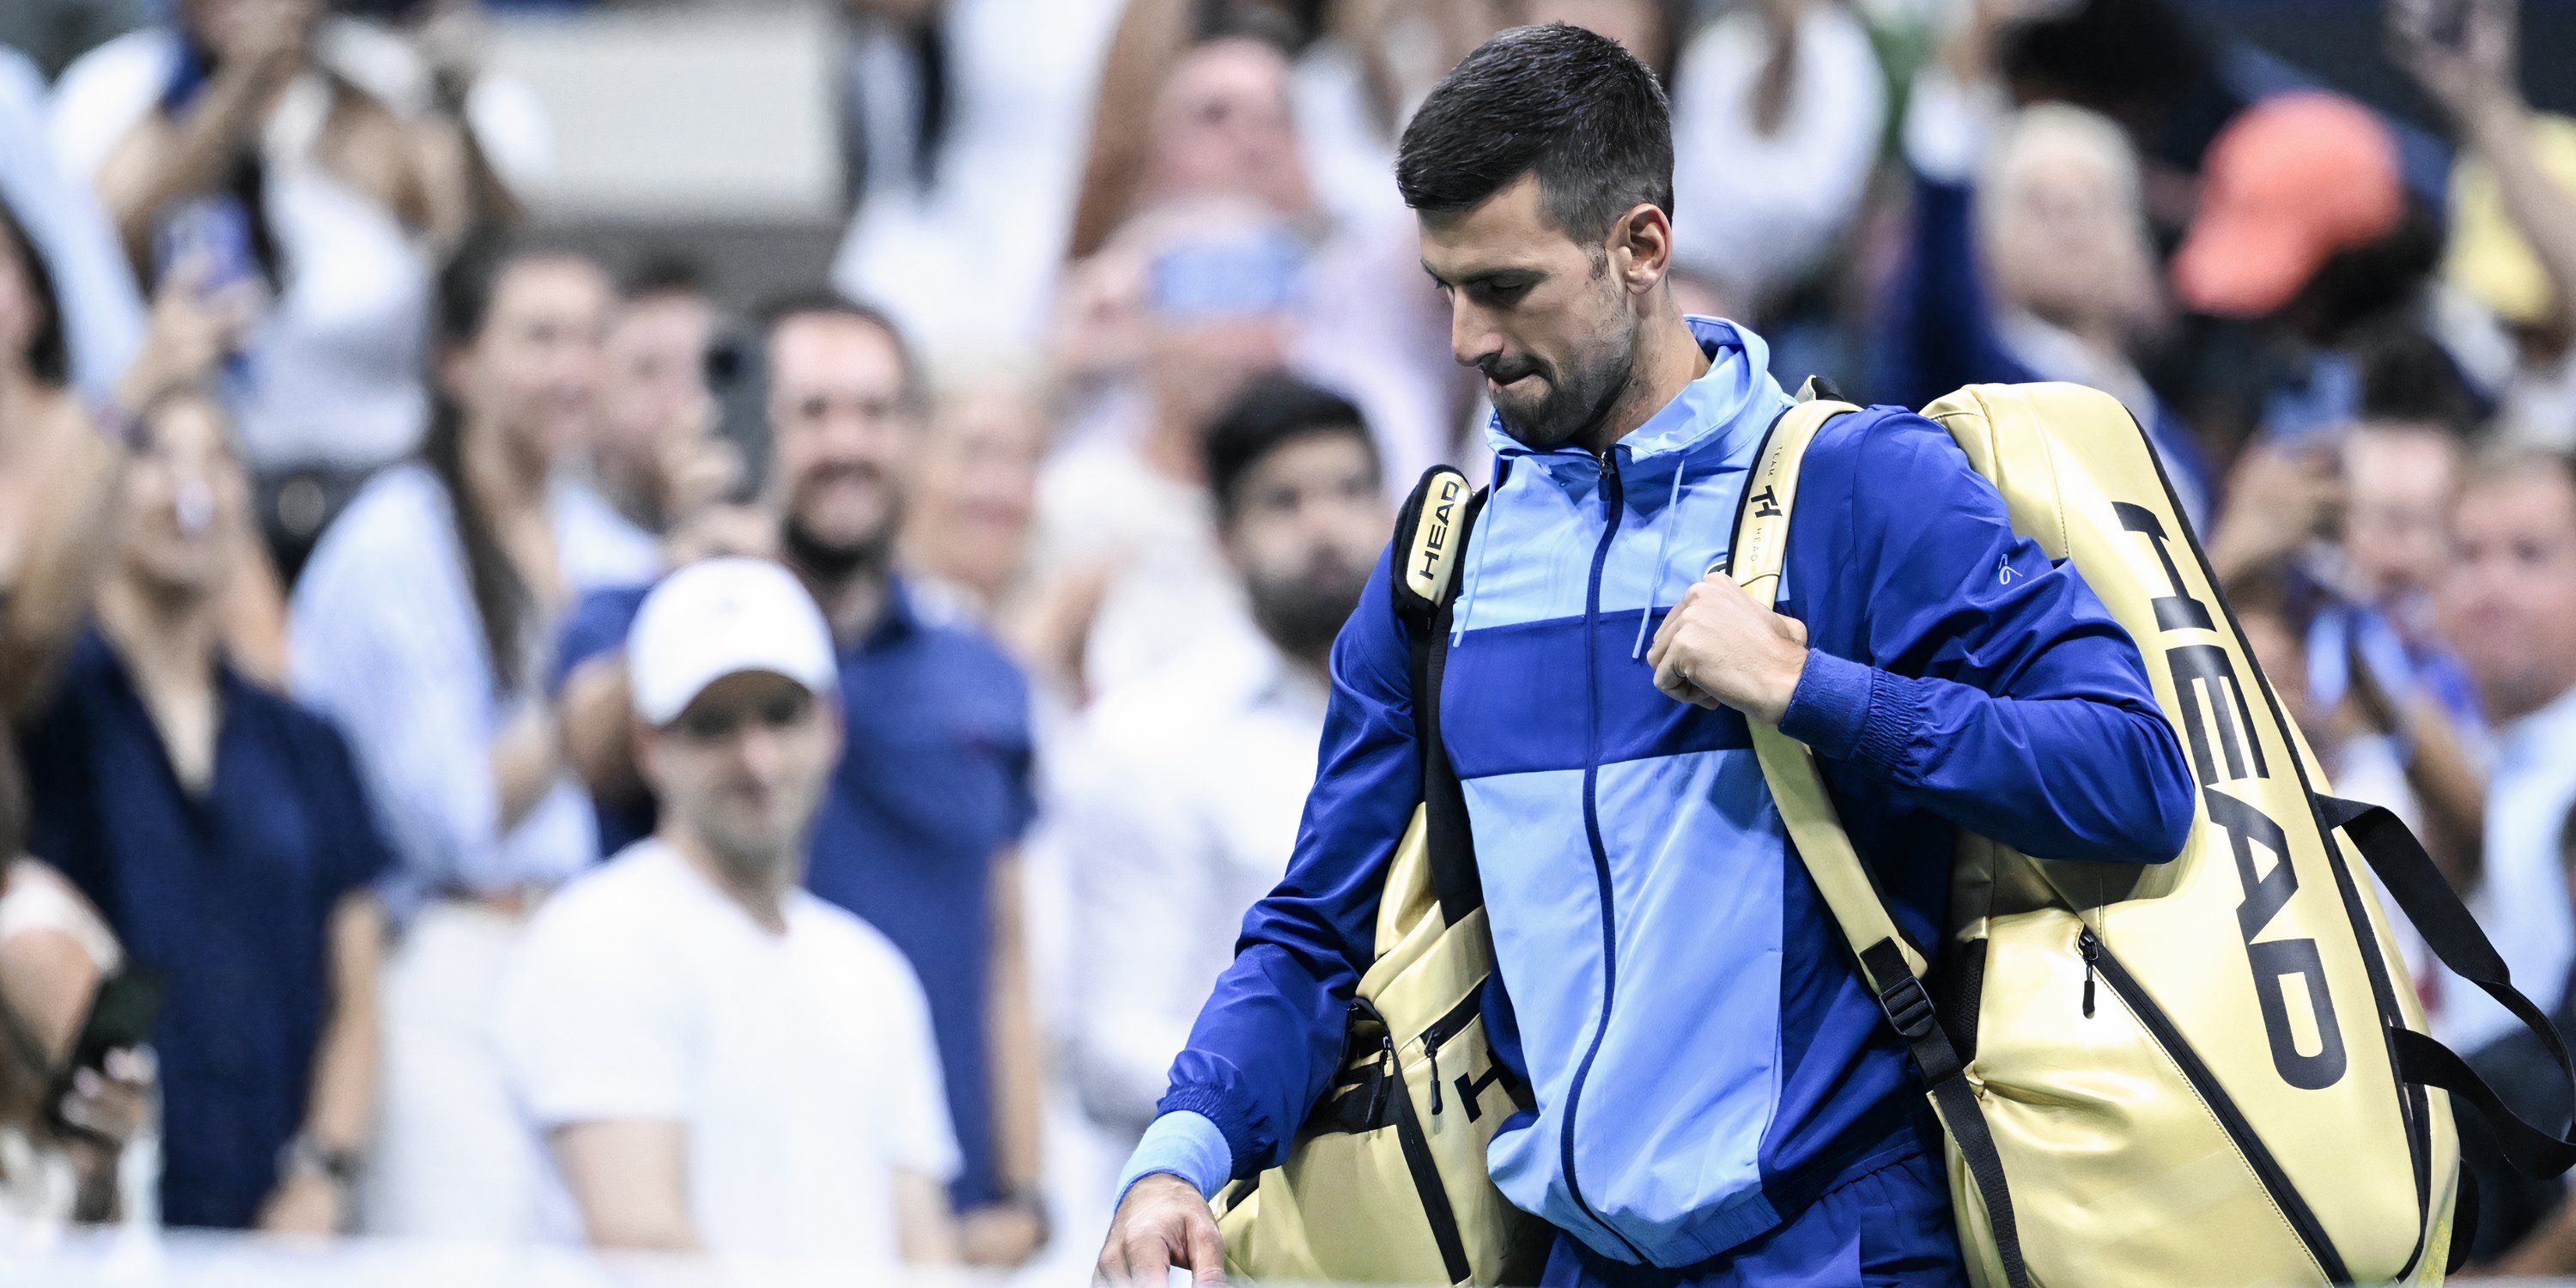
top-left (1155, 546), bottom-right (1420, 1178)
top-left (1777, 410), bottom-right (2195, 862)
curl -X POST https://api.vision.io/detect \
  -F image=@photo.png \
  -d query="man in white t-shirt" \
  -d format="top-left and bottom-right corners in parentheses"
top-left (495, 557), bottom-right (962, 1266)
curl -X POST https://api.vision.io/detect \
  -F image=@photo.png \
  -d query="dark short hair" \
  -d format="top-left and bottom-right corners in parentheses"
top-left (0, 197), bottom-right (70, 388)
top-left (1394, 23), bottom-right (1674, 246)
top-left (620, 253), bottom-right (707, 300)
top-left (754, 289), bottom-right (923, 410)
top-left (1206, 372), bottom-right (1378, 523)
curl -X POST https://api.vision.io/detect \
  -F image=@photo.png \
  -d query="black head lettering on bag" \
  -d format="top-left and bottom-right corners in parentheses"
top-left (2116, 502), bottom-right (2216, 632)
top-left (2168, 643), bottom-right (2269, 786)
top-left (1416, 477), bottom-right (1462, 586)
top-left (1452, 1062), bottom-right (1509, 1122)
top-left (1750, 485), bottom-right (1781, 519)
top-left (2208, 782), bottom-right (2348, 1085)
top-left (2208, 787), bottom-right (2299, 940)
top-left (2249, 938), bottom-right (2350, 1090)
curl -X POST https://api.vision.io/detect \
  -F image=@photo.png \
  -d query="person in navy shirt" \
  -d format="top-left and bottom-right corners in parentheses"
top-left (19, 390), bottom-right (388, 1233)
top-left (555, 294), bottom-right (1045, 1265)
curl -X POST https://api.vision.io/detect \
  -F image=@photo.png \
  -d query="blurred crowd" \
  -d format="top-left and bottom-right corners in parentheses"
top-left (6, 0), bottom-right (2576, 1277)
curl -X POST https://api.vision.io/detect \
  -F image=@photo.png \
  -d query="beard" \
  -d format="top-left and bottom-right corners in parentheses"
top-left (1247, 553), bottom-right (1373, 660)
top-left (1485, 293), bottom-right (1638, 450)
top-left (782, 485), bottom-right (901, 583)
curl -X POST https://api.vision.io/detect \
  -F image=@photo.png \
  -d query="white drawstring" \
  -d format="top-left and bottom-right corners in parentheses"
top-left (1631, 459), bottom-right (1686, 659)
top-left (1451, 451), bottom-right (1504, 647)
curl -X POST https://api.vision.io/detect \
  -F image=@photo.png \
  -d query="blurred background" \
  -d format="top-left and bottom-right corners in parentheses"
top-left (9, 0), bottom-right (2576, 1282)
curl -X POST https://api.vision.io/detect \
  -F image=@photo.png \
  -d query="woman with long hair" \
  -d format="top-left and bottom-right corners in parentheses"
top-left (285, 236), bottom-right (653, 1242)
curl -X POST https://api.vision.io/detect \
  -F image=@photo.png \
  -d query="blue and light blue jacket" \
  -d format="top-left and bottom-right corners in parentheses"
top-left (1125, 318), bottom-right (2197, 1267)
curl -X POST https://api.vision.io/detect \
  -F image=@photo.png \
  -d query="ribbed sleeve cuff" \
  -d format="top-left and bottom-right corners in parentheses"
top-left (1115, 1110), bottom-right (1233, 1206)
top-left (1778, 650), bottom-right (1874, 758)
top-left (1779, 652), bottom-right (1923, 781)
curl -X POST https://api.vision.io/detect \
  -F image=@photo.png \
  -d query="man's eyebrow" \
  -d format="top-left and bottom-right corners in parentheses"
top-left (1420, 262), bottom-right (1544, 289)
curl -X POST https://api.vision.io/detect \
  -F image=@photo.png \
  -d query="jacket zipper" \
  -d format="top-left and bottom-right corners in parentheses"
top-left (2079, 927), bottom-right (2349, 1282)
top-left (1558, 452), bottom-right (1651, 1262)
top-left (1353, 997), bottom-right (1472, 1284)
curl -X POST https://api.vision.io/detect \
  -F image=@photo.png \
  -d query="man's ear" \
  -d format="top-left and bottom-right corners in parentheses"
top-left (630, 719), bottom-right (660, 790)
top-left (1613, 204), bottom-right (1675, 295)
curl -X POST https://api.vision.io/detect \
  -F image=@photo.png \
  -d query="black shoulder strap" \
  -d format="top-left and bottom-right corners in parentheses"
top-left (1388, 466), bottom-right (1488, 924)
top-left (2316, 794), bottom-right (2576, 1180)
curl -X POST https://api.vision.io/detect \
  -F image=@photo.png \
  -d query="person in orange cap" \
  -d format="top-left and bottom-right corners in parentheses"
top-left (2172, 92), bottom-right (2409, 323)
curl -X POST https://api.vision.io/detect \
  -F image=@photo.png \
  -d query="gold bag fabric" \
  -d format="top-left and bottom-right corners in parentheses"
top-left (1212, 468), bottom-right (1543, 1285)
top-left (1728, 383), bottom-right (2458, 1287)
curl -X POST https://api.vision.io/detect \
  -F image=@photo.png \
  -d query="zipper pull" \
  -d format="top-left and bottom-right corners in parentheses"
top-left (1428, 1040), bottom-right (1443, 1115)
top-left (2079, 929), bottom-right (2099, 1018)
top-left (1368, 1033), bottom-right (1394, 1123)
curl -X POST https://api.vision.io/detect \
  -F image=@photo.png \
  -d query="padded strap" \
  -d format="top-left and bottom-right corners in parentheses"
top-left (1728, 397), bottom-right (2026, 1287)
top-left (1413, 489), bottom-right (1490, 922)
top-left (2318, 793), bottom-right (2576, 1178)
top-left (1728, 398), bottom-right (1929, 980)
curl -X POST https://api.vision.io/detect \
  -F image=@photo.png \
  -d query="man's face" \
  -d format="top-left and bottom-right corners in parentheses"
top-left (907, 387), bottom-right (1043, 595)
top-left (449, 256), bottom-right (614, 469)
top-left (2439, 468), bottom-right (2576, 721)
top-left (1222, 430), bottom-right (1389, 659)
top-left (767, 313), bottom-right (916, 573)
top-left (2342, 422), bottom-right (2460, 605)
top-left (1148, 38), bottom-right (1308, 217)
top-left (121, 397), bottom-right (243, 598)
top-left (640, 671), bottom-right (841, 878)
top-left (1986, 138), bottom-right (2155, 333)
top-left (599, 290), bottom-right (714, 475)
top-left (1419, 173), bottom-right (1637, 449)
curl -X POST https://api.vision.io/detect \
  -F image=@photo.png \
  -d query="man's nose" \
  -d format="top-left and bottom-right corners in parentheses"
top-left (1449, 300), bottom-right (1501, 372)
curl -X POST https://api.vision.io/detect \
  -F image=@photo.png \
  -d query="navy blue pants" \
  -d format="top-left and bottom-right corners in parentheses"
top-left (1540, 1149), bottom-right (1971, 1288)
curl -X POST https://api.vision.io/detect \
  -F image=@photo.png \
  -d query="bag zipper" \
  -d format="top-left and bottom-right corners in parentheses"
top-left (2079, 927), bottom-right (2349, 1282)
top-left (1353, 997), bottom-right (1472, 1283)
top-left (1420, 987), bottom-right (1485, 1117)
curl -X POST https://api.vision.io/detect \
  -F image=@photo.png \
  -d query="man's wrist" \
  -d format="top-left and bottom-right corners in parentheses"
top-left (1758, 645), bottom-right (1813, 726)
top-left (277, 1134), bottom-right (362, 1195)
top-left (1115, 1109), bottom-right (1230, 1206)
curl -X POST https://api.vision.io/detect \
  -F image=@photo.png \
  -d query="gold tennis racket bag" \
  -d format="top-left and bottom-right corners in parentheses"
top-left (1211, 467), bottom-right (1546, 1285)
top-left (1727, 381), bottom-right (2576, 1288)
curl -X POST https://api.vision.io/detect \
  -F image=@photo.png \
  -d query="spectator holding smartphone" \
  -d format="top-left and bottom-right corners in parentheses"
top-left (50, 0), bottom-right (529, 576)
top-left (17, 388), bottom-right (387, 1236)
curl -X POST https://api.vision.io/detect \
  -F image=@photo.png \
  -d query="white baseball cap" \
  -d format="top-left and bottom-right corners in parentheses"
top-left (629, 557), bottom-right (839, 726)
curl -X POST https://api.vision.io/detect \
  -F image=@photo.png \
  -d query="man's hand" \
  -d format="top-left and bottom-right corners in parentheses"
top-left (1096, 1172), bottom-right (1224, 1285)
top-left (1646, 572), bottom-right (1811, 723)
top-left (255, 1171), bottom-right (344, 1238)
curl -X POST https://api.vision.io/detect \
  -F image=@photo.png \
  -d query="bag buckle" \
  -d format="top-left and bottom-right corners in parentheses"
top-left (1877, 974), bottom-right (1937, 1042)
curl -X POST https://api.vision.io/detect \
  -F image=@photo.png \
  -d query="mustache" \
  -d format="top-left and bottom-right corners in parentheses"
top-left (795, 460), bottom-right (889, 492)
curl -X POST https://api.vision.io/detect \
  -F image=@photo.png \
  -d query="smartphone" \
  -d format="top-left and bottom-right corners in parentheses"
top-left (153, 199), bottom-right (264, 298)
top-left (46, 965), bottom-right (165, 1118)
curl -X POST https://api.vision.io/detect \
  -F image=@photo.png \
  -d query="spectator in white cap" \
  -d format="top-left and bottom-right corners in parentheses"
top-left (495, 556), bottom-right (963, 1266)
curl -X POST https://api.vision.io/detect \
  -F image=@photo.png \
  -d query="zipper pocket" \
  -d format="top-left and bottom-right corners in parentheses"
top-left (1354, 998), bottom-right (1473, 1284)
top-left (2079, 928), bottom-right (2349, 1283)
top-left (1419, 987), bottom-right (1485, 1117)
